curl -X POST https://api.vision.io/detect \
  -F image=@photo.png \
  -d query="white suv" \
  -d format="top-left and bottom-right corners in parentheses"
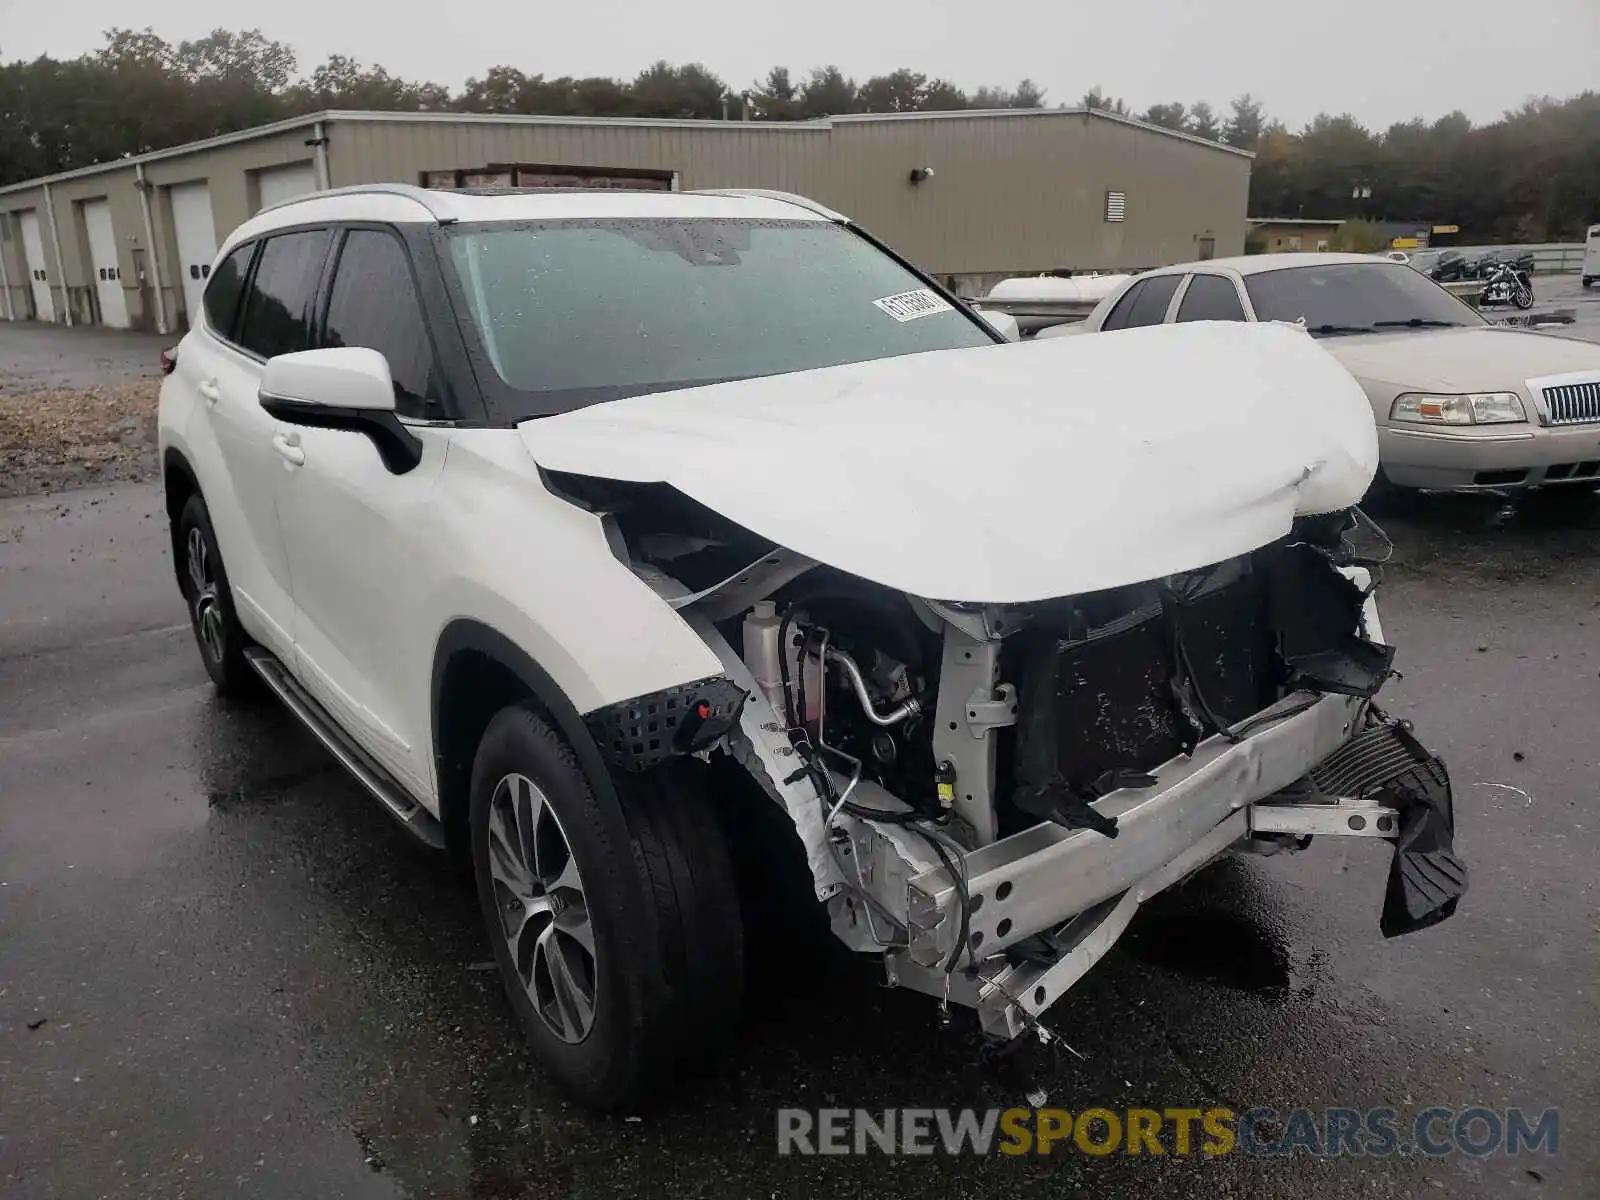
top-left (160, 184), bottom-right (1466, 1108)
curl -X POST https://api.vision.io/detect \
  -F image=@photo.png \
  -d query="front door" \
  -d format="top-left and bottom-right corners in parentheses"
top-left (276, 226), bottom-right (452, 793)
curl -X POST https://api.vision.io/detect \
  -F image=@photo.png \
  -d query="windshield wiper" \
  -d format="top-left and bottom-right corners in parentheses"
top-left (1371, 318), bottom-right (1462, 329)
top-left (1306, 323), bottom-right (1377, 336)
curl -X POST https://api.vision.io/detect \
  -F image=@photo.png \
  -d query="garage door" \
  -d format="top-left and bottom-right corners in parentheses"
top-left (257, 163), bottom-right (317, 212)
top-left (82, 199), bottom-right (130, 328)
top-left (169, 182), bottom-right (217, 332)
top-left (18, 210), bottom-right (54, 323)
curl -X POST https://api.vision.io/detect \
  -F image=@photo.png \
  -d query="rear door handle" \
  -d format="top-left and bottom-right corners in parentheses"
top-left (272, 431), bottom-right (306, 467)
top-left (197, 378), bottom-right (221, 404)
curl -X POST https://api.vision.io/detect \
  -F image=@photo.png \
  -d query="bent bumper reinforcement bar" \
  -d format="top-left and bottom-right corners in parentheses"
top-left (868, 693), bottom-right (1464, 1038)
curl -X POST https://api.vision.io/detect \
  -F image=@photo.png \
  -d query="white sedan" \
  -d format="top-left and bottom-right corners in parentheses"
top-left (1064, 252), bottom-right (1600, 492)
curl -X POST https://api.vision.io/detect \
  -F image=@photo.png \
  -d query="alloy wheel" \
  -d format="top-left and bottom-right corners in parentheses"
top-left (186, 526), bottom-right (224, 664)
top-left (487, 772), bottom-right (597, 1043)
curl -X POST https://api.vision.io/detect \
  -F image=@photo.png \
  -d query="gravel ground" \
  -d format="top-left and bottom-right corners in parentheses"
top-left (0, 322), bottom-right (168, 499)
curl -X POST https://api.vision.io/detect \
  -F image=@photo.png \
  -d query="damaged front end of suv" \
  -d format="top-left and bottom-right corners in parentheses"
top-left (525, 321), bottom-right (1468, 1044)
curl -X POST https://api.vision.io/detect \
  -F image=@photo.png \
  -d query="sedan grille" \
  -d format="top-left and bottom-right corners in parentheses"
top-left (1542, 380), bottom-right (1600, 425)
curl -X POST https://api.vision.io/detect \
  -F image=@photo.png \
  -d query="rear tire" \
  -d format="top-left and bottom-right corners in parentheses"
top-left (176, 493), bottom-right (257, 696)
top-left (469, 705), bottom-right (743, 1109)
top-left (1582, 277), bottom-right (1594, 290)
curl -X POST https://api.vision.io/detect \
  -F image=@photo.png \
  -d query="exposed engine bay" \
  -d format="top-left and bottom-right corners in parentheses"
top-left (556, 470), bottom-right (1468, 1041)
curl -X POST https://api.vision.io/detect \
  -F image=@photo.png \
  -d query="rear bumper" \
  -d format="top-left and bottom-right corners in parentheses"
top-left (1380, 424), bottom-right (1600, 490)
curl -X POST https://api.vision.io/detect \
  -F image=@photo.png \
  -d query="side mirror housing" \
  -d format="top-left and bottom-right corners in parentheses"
top-left (259, 348), bottom-right (423, 475)
top-left (976, 308), bottom-right (1021, 343)
top-left (260, 347), bottom-right (397, 412)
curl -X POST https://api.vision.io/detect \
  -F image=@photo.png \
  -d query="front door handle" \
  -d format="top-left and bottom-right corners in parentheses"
top-left (272, 431), bottom-right (306, 467)
top-left (197, 378), bottom-right (221, 404)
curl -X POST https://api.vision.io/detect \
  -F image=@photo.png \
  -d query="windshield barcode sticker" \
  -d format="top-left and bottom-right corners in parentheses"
top-left (873, 288), bottom-right (952, 323)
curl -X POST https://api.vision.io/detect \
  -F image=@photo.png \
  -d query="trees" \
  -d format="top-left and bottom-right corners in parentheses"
top-left (1139, 102), bottom-right (1188, 131)
top-left (1223, 93), bottom-right (1265, 149)
top-left (1187, 101), bottom-right (1219, 140)
top-left (1, 31), bottom-right (1595, 240)
top-left (797, 66), bottom-right (859, 117)
top-left (1081, 86), bottom-right (1129, 116)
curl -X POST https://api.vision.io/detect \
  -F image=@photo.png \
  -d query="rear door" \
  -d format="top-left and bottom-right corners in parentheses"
top-left (275, 225), bottom-right (453, 793)
top-left (183, 229), bottom-right (333, 659)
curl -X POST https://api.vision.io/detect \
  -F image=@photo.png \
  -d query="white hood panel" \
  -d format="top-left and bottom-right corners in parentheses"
top-left (518, 322), bottom-right (1379, 603)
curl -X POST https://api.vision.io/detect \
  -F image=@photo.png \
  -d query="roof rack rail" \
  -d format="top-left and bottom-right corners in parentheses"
top-left (255, 182), bottom-right (445, 218)
top-left (687, 188), bottom-right (847, 222)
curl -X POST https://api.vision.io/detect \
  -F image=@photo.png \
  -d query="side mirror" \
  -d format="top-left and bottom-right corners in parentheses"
top-left (977, 308), bottom-right (1021, 343)
top-left (260, 347), bottom-right (396, 412)
top-left (259, 348), bottom-right (422, 475)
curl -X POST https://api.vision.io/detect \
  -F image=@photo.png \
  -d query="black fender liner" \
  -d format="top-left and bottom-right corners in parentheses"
top-left (430, 619), bottom-right (623, 824)
top-left (161, 446), bottom-right (202, 592)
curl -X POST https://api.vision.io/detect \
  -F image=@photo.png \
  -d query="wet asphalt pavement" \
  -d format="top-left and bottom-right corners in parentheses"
top-left (3, 301), bottom-right (1600, 1197)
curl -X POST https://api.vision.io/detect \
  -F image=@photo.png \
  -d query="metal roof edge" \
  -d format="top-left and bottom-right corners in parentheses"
top-left (828, 106), bottom-right (1253, 157)
top-left (321, 109), bottom-right (832, 131)
top-left (0, 111), bottom-right (333, 197)
top-left (0, 102), bottom-right (1251, 198)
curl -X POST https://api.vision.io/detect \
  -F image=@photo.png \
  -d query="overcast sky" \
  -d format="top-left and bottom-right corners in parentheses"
top-left (3, 0), bottom-right (1595, 130)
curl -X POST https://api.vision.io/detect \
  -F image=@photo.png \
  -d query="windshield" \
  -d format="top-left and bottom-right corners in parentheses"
top-left (444, 218), bottom-right (996, 417)
top-left (1244, 262), bottom-right (1484, 334)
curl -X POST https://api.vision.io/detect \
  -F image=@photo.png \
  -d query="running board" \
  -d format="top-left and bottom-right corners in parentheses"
top-left (243, 647), bottom-right (447, 850)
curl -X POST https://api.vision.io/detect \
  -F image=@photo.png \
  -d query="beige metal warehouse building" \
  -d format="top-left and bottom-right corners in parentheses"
top-left (0, 108), bottom-right (1251, 332)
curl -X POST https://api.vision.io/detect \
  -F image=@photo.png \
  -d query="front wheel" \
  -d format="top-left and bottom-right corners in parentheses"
top-left (1513, 286), bottom-right (1535, 310)
top-left (469, 705), bottom-right (743, 1109)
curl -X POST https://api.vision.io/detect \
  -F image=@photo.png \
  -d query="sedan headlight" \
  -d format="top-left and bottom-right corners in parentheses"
top-left (1390, 392), bottom-right (1527, 426)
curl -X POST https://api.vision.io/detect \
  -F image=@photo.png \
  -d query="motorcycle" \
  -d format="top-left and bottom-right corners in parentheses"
top-left (1478, 259), bottom-right (1535, 309)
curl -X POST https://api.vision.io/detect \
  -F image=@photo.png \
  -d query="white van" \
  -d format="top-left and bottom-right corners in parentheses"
top-left (1583, 224), bottom-right (1599, 289)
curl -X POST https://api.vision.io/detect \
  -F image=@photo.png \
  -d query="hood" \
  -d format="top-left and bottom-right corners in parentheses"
top-left (518, 322), bottom-right (1379, 603)
top-left (1326, 326), bottom-right (1600, 393)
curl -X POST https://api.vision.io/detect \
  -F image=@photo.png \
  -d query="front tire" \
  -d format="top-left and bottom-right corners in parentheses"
top-left (469, 705), bottom-right (743, 1109)
top-left (176, 493), bottom-right (256, 695)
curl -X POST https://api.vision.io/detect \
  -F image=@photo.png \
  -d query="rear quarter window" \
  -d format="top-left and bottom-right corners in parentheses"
top-left (202, 243), bottom-right (255, 340)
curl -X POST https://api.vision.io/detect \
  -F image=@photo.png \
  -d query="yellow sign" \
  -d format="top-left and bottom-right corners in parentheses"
top-left (1391, 237), bottom-right (1420, 250)
top-left (1432, 224), bottom-right (1460, 235)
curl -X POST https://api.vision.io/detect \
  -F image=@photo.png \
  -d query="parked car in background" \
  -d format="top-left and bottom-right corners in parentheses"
top-left (1071, 253), bottom-right (1600, 492)
top-left (1583, 224), bottom-right (1600, 289)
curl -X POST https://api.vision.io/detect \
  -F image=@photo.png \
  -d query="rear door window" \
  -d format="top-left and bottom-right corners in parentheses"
top-left (1100, 280), bottom-right (1146, 331)
top-left (320, 229), bottom-right (440, 417)
top-left (1176, 274), bottom-right (1248, 322)
top-left (1120, 275), bottom-right (1182, 328)
top-left (236, 229), bottom-right (332, 359)
top-left (1103, 275), bottom-right (1182, 330)
top-left (202, 243), bottom-right (256, 340)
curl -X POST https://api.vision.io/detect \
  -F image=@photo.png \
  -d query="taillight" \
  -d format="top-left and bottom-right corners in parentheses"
top-left (159, 347), bottom-right (178, 376)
